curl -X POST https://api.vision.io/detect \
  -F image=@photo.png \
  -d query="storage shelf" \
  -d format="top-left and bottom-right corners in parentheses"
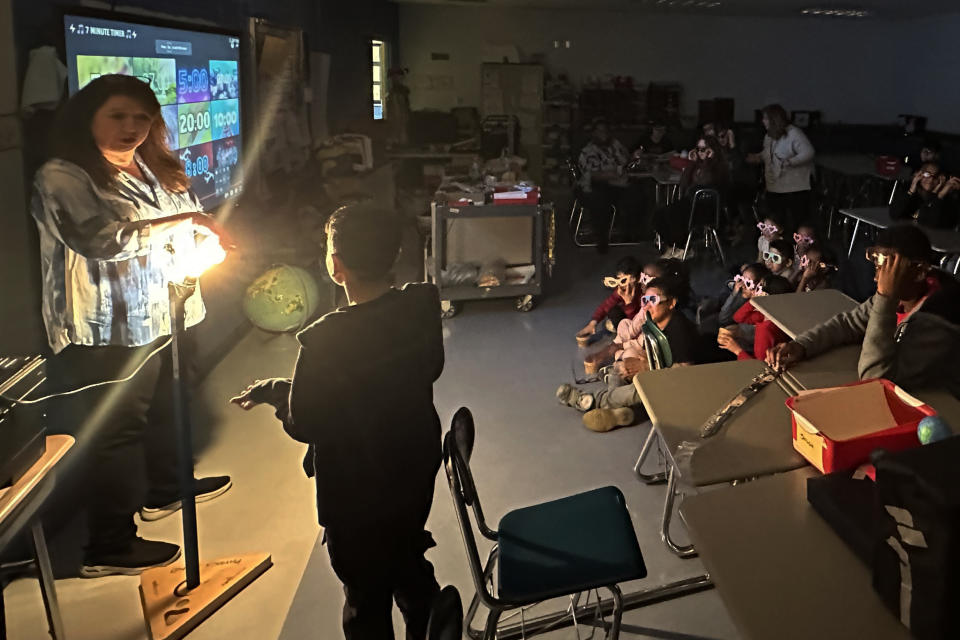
top-left (439, 283), bottom-right (541, 302)
top-left (437, 204), bottom-right (540, 219)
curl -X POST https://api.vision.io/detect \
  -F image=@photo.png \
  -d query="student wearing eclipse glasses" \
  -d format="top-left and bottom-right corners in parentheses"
top-left (890, 161), bottom-right (960, 229)
top-left (795, 243), bottom-right (838, 293)
top-left (768, 225), bottom-right (960, 398)
top-left (558, 276), bottom-right (700, 432)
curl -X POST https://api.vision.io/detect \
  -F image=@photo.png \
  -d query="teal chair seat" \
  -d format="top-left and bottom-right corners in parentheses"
top-left (497, 486), bottom-right (647, 603)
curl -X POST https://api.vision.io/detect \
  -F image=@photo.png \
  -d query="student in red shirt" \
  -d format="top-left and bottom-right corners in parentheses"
top-left (718, 275), bottom-right (793, 360)
top-left (576, 256), bottom-right (643, 340)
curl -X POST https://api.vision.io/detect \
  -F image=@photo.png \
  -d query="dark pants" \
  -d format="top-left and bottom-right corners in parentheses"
top-left (607, 305), bottom-right (628, 329)
top-left (582, 182), bottom-right (647, 251)
top-left (45, 336), bottom-right (186, 555)
top-left (654, 197), bottom-right (693, 248)
top-left (325, 516), bottom-right (440, 640)
top-left (766, 190), bottom-right (811, 233)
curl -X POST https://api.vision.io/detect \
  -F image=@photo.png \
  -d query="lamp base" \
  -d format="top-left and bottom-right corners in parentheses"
top-left (140, 552), bottom-right (272, 640)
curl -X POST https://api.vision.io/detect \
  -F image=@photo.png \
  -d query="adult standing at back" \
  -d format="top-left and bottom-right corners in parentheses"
top-left (747, 104), bottom-right (816, 233)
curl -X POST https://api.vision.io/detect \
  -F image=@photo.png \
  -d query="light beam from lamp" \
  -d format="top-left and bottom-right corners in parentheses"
top-left (141, 232), bottom-right (271, 640)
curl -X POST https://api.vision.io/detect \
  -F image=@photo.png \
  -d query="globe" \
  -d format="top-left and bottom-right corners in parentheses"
top-left (917, 415), bottom-right (952, 445)
top-left (243, 264), bottom-right (322, 332)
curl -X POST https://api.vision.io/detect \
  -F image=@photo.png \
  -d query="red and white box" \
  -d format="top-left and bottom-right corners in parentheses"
top-left (786, 379), bottom-right (936, 473)
top-left (493, 187), bottom-right (540, 205)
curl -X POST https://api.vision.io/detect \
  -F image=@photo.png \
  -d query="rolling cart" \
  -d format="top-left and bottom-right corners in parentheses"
top-left (429, 200), bottom-right (554, 319)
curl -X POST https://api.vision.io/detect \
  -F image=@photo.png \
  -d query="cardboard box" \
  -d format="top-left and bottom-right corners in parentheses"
top-left (786, 379), bottom-right (935, 473)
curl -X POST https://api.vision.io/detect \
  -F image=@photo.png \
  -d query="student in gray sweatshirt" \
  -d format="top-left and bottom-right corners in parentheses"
top-left (767, 226), bottom-right (960, 398)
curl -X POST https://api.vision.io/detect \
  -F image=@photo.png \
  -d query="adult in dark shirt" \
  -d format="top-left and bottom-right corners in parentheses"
top-left (907, 137), bottom-right (943, 171)
top-left (231, 204), bottom-right (443, 640)
top-left (633, 120), bottom-right (675, 157)
top-left (556, 276), bottom-right (699, 431)
top-left (890, 161), bottom-right (960, 229)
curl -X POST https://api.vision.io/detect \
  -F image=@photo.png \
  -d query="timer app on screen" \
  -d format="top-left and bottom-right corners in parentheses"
top-left (65, 15), bottom-right (244, 209)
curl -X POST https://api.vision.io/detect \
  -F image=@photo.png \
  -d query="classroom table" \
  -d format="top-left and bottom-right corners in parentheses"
top-left (626, 168), bottom-right (682, 206)
top-left (839, 207), bottom-right (960, 270)
top-left (839, 206), bottom-right (891, 257)
top-left (681, 468), bottom-right (913, 640)
top-left (782, 344), bottom-right (861, 391)
top-left (682, 380), bottom-right (960, 640)
top-left (0, 435), bottom-right (75, 640)
top-left (751, 289), bottom-right (858, 339)
top-left (634, 359), bottom-right (804, 487)
top-left (817, 155), bottom-right (905, 216)
top-left (633, 359), bottom-right (806, 556)
top-left (633, 338), bottom-right (960, 559)
top-left (817, 153), bottom-right (902, 182)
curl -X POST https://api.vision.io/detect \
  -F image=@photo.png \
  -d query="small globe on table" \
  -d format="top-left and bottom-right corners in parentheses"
top-left (918, 415), bottom-right (952, 445)
top-left (243, 264), bottom-right (321, 332)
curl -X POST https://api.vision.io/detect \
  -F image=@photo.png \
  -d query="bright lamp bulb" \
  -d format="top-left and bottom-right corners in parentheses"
top-left (182, 233), bottom-right (227, 278)
top-left (165, 230), bottom-right (227, 283)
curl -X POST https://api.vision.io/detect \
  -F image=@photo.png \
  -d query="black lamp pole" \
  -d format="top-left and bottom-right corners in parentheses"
top-left (169, 279), bottom-right (200, 590)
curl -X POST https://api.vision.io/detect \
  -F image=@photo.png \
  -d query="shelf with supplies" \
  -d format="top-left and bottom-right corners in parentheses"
top-left (428, 191), bottom-right (555, 318)
top-left (542, 88), bottom-right (576, 189)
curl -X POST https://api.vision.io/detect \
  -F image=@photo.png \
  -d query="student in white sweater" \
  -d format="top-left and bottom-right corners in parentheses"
top-left (747, 104), bottom-right (816, 233)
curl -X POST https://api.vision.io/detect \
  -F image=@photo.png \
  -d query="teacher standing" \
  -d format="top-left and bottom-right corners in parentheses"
top-left (748, 104), bottom-right (816, 233)
top-left (31, 74), bottom-right (232, 577)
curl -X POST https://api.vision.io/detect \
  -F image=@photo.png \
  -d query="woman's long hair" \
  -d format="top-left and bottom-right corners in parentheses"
top-left (762, 104), bottom-right (790, 140)
top-left (696, 135), bottom-right (729, 183)
top-left (51, 74), bottom-right (189, 193)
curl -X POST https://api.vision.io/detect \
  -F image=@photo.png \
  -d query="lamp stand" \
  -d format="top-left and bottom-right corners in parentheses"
top-left (140, 280), bottom-right (271, 640)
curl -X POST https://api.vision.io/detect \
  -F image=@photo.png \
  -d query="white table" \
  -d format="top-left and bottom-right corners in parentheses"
top-left (682, 468), bottom-right (913, 640)
top-left (751, 290), bottom-right (858, 339)
top-left (0, 435), bottom-right (75, 640)
top-left (838, 207), bottom-right (891, 258)
top-left (626, 168), bottom-right (682, 205)
top-left (817, 153), bottom-right (903, 182)
top-left (839, 207), bottom-right (960, 271)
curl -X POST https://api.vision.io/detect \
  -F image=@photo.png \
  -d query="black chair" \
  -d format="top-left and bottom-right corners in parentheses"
top-left (682, 188), bottom-right (726, 265)
top-left (443, 407), bottom-right (647, 639)
top-left (427, 585), bottom-right (463, 640)
top-left (567, 158), bottom-right (639, 248)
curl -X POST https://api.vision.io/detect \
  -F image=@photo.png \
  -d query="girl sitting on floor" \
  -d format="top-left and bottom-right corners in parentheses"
top-left (610, 258), bottom-right (692, 362)
top-left (796, 244), bottom-right (839, 292)
top-left (581, 257), bottom-right (690, 369)
top-left (718, 275), bottom-right (793, 360)
top-left (557, 275), bottom-right (700, 432)
top-left (576, 255), bottom-right (642, 342)
top-left (793, 221), bottom-right (817, 265)
top-left (756, 212), bottom-right (785, 262)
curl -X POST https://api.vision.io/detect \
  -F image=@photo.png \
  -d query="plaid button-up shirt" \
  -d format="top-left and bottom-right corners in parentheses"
top-left (577, 139), bottom-right (628, 190)
top-left (31, 158), bottom-right (206, 354)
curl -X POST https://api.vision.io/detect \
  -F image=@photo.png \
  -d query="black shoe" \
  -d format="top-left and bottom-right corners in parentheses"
top-left (140, 475), bottom-right (233, 522)
top-left (81, 538), bottom-right (181, 578)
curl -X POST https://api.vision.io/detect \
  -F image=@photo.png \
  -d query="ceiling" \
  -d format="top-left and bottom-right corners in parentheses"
top-left (391, 0), bottom-right (960, 20)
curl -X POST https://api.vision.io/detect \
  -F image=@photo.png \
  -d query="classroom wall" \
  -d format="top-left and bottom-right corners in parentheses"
top-left (902, 13), bottom-right (960, 133)
top-left (398, 5), bottom-right (928, 127)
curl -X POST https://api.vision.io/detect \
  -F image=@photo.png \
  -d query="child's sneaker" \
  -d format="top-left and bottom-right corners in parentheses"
top-left (582, 408), bottom-right (635, 432)
top-left (556, 384), bottom-right (595, 412)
